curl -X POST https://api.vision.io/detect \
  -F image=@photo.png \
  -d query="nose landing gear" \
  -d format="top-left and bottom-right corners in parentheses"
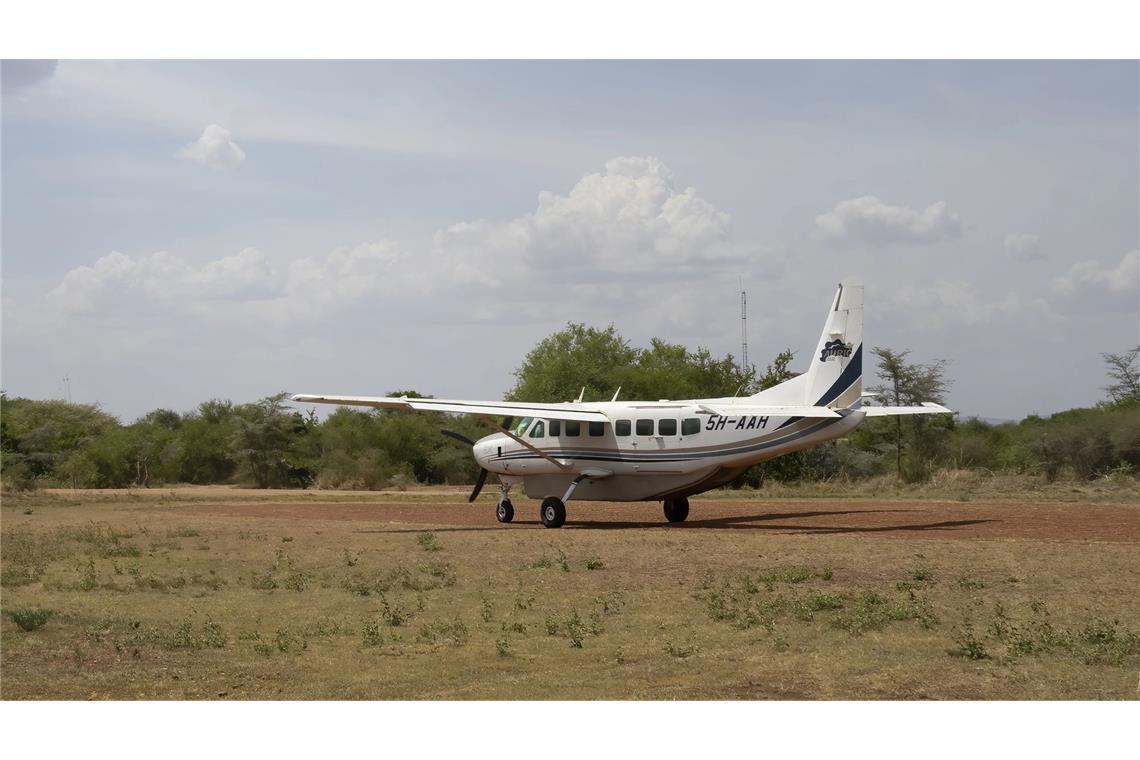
top-left (496, 483), bottom-right (514, 523)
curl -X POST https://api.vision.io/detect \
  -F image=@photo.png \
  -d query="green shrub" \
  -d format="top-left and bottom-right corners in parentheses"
top-left (8, 607), bottom-right (53, 631)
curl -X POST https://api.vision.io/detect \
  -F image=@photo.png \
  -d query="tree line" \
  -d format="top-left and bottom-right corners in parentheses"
top-left (2, 330), bottom-right (1137, 492)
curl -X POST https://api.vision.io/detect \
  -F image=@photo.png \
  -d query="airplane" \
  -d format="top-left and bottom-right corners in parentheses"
top-left (291, 280), bottom-right (952, 528)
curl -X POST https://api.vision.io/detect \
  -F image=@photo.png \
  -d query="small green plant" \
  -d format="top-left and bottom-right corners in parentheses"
top-left (949, 622), bottom-right (990, 660)
top-left (495, 638), bottom-right (511, 657)
top-left (165, 527), bottom-right (200, 538)
top-left (282, 571), bottom-right (309, 592)
top-left (380, 596), bottom-right (409, 627)
top-left (585, 556), bottom-right (605, 570)
top-left (481, 597), bottom-right (494, 622)
top-left (249, 572), bottom-right (278, 590)
top-left (416, 532), bottom-right (441, 552)
top-left (418, 618), bottom-right (470, 646)
top-left (821, 567), bottom-right (834, 581)
top-left (557, 550), bottom-right (570, 573)
top-left (957, 576), bottom-right (986, 590)
top-left (343, 549), bottom-right (359, 567)
top-left (8, 607), bottom-right (53, 631)
top-left (362, 619), bottom-right (383, 647)
top-left (281, 536), bottom-right (294, 543)
top-left (664, 639), bottom-right (701, 658)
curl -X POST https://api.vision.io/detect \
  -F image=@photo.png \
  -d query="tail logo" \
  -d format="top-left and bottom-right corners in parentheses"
top-left (819, 339), bottom-right (853, 362)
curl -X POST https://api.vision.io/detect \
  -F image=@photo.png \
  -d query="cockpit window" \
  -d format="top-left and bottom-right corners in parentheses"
top-left (514, 417), bottom-right (533, 436)
top-left (529, 420), bottom-right (545, 438)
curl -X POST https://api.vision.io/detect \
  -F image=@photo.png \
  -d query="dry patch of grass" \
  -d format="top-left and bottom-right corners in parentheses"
top-left (1, 490), bottom-right (1138, 699)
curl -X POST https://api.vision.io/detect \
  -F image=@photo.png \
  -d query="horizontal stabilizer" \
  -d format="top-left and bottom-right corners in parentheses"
top-left (698, 404), bottom-right (842, 418)
top-left (290, 394), bottom-right (610, 423)
top-left (862, 402), bottom-right (954, 417)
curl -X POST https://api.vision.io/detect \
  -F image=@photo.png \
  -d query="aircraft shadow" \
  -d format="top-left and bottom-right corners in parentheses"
top-left (355, 509), bottom-right (997, 535)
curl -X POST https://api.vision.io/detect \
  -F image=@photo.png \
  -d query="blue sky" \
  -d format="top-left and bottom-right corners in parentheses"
top-left (2, 60), bottom-right (1137, 421)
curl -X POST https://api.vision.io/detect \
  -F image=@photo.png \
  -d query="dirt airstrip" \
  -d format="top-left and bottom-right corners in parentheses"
top-left (176, 496), bottom-right (1140, 544)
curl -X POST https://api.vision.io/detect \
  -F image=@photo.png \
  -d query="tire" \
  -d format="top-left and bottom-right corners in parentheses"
top-left (663, 496), bottom-right (689, 523)
top-left (496, 499), bottom-right (514, 523)
top-left (540, 496), bottom-right (566, 528)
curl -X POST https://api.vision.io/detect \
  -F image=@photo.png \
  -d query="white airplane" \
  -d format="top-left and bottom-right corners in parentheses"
top-left (292, 280), bottom-right (952, 528)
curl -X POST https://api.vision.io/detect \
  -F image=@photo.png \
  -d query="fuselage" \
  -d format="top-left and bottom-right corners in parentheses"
top-left (473, 402), bottom-right (866, 501)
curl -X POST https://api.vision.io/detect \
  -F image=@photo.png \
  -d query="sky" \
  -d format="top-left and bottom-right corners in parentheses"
top-left (1, 59), bottom-right (1137, 422)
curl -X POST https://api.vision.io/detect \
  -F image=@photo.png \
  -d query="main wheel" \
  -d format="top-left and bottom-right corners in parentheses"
top-left (540, 496), bottom-right (566, 528)
top-left (663, 496), bottom-right (689, 523)
top-left (496, 499), bottom-right (514, 523)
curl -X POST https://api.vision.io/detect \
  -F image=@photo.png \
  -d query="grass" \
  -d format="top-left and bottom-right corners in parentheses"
top-left (0, 486), bottom-right (1137, 699)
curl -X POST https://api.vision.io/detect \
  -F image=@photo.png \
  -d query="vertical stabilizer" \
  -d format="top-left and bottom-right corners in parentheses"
top-left (802, 280), bottom-right (863, 408)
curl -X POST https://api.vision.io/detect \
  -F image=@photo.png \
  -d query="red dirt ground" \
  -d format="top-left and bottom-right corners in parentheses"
top-left (177, 498), bottom-right (1140, 543)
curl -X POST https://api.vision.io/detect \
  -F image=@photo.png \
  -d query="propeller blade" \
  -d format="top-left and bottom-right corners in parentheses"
top-left (440, 429), bottom-right (476, 446)
top-left (468, 468), bottom-right (489, 503)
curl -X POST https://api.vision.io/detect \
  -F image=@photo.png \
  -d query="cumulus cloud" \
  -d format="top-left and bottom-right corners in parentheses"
top-left (49, 247), bottom-right (272, 313)
top-left (815, 195), bottom-right (962, 245)
top-left (1051, 250), bottom-right (1139, 311)
top-left (431, 156), bottom-right (738, 279)
top-left (1004, 233), bottom-right (1044, 261)
top-left (43, 157), bottom-right (755, 327)
top-left (177, 124), bottom-right (247, 168)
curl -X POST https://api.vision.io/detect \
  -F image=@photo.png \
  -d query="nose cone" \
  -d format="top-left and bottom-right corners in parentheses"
top-left (473, 434), bottom-right (499, 469)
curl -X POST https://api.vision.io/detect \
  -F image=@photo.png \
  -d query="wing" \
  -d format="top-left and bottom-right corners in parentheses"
top-left (862, 402), bottom-right (954, 417)
top-left (290, 394), bottom-right (609, 423)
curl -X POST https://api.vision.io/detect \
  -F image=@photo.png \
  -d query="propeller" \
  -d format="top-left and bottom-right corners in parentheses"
top-left (440, 416), bottom-right (514, 503)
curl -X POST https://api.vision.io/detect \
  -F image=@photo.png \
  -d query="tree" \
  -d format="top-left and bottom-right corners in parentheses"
top-left (230, 393), bottom-right (299, 488)
top-left (507, 323), bottom-right (638, 402)
top-left (507, 323), bottom-right (752, 403)
top-left (867, 347), bottom-right (951, 482)
top-left (1102, 347), bottom-right (1140, 405)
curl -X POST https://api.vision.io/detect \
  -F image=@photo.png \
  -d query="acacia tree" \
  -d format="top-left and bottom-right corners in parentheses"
top-left (1102, 347), bottom-right (1140, 405)
top-left (868, 347), bottom-right (951, 481)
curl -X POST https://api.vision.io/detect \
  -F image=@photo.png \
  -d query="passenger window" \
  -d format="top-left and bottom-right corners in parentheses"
top-left (636, 419), bottom-right (654, 435)
top-left (589, 421), bottom-right (604, 437)
top-left (659, 419), bottom-right (677, 436)
top-left (550, 420), bottom-right (561, 437)
top-left (682, 418), bottom-right (700, 436)
top-left (566, 421), bottom-right (581, 437)
top-left (529, 421), bottom-right (545, 438)
top-left (615, 419), bottom-right (631, 436)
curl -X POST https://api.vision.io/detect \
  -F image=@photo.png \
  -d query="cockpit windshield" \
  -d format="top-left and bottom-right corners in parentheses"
top-left (513, 417), bottom-right (534, 436)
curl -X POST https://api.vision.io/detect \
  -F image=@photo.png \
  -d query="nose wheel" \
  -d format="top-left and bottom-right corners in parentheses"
top-left (496, 498), bottom-right (514, 523)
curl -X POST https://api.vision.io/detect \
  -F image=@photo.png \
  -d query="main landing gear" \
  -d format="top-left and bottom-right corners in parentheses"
top-left (496, 484), bottom-right (514, 523)
top-left (663, 496), bottom-right (689, 523)
top-left (540, 496), bottom-right (567, 528)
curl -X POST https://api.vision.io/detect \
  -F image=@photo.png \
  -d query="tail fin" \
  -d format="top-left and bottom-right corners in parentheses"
top-left (802, 280), bottom-right (863, 408)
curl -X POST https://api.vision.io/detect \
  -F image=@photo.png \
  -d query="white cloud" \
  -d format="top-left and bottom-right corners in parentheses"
top-left (431, 156), bottom-right (738, 279)
top-left (1051, 250), bottom-right (1139, 311)
top-left (44, 157), bottom-right (750, 326)
top-left (882, 280), bottom-right (1046, 329)
top-left (49, 247), bottom-right (272, 313)
top-left (177, 124), bottom-right (246, 168)
top-left (1004, 232), bottom-right (1044, 261)
top-left (815, 195), bottom-right (962, 245)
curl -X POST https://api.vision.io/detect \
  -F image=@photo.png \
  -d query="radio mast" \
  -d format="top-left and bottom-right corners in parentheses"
top-left (740, 280), bottom-right (749, 373)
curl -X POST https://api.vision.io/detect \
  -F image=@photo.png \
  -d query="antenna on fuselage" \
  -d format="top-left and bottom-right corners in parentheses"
top-left (611, 386), bottom-right (621, 402)
top-left (574, 387), bottom-right (585, 403)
